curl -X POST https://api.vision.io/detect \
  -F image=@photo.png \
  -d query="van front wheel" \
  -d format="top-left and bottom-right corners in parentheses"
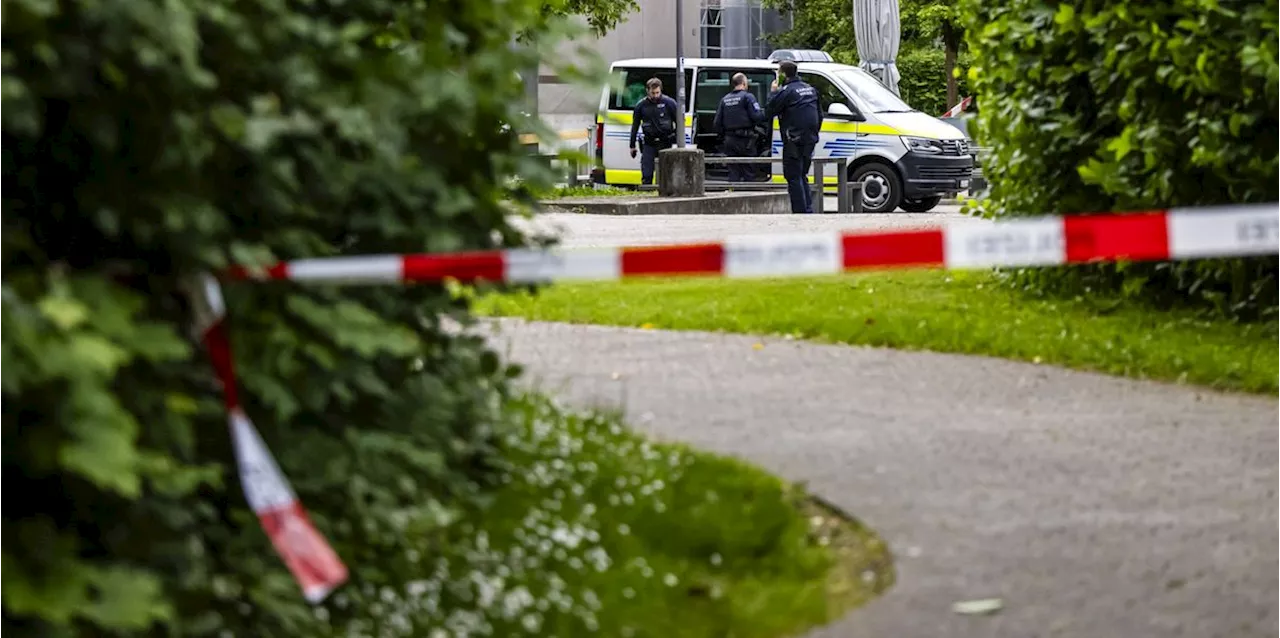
top-left (849, 162), bottom-right (902, 214)
top-left (899, 196), bottom-right (942, 213)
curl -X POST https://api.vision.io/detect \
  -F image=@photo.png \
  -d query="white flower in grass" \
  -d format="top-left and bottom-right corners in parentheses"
top-left (622, 587), bottom-right (636, 600)
top-left (617, 523), bottom-right (630, 536)
top-left (550, 525), bottom-right (583, 549)
top-left (663, 573), bottom-right (679, 587)
top-left (522, 612), bottom-right (542, 632)
top-left (586, 547), bottom-right (612, 572)
top-left (710, 553), bottom-right (723, 567)
top-left (501, 586), bottom-right (534, 619)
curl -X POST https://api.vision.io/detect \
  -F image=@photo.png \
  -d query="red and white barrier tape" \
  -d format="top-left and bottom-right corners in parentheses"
top-left (940, 95), bottom-right (973, 118)
top-left (190, 202), bottom-right (1275, 599)
top-left (188, 275), bottom-right (349, 603)
top-left (225, 204), bottom-right (1278, 285)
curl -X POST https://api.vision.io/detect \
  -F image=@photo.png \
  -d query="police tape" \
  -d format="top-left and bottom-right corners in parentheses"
top-left (187, 275), bottom-right (349, 603)
top-left (225, 203), bottom-right (1279, 285)
top-left (192, 201), bottom-right (1277, 602)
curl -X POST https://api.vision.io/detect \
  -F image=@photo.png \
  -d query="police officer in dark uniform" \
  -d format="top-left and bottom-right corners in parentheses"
top-left (766, 60), bottom-right (824, 214)
top-left (713, 73), bottom-right (766, 182)
top-left (628, 77), bottom-right (681, 185)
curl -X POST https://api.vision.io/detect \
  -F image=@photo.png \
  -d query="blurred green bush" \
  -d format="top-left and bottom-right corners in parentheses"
top-left (0, 0), bottom-right (594, 633)
top-left (959, 0), bottom-right (1278, 318)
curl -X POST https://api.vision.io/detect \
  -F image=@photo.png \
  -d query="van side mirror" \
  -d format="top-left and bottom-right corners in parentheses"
top-left (827, 103), bottom-right (863, 121)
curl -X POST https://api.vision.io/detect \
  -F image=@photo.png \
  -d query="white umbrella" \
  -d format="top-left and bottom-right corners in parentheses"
top-left (853, 0), bottom-right (901, 95)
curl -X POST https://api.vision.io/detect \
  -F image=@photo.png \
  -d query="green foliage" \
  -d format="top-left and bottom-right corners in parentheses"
top-left (762, 0), bottom-right (857, 60)
top-left (896, 47), bottom-right (972, 116)
top-left (544, 0), bottom-right (640, 37)
top-left (419, 393), bottom-right (892, 637)
top-left (762, 0), bottom-right (967, 112)
top-left (906, 1), bottom-right (960, 38)
top-left (1, 0), bottom-right (610, 635)
top-left (476, 271), bottom-right (1280, 394)
top-left (958, 0), bottom-right (1279, 319)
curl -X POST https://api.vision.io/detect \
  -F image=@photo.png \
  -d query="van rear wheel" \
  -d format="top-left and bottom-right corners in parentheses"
top-left (849, 162), bottom-right (902, 214)
top-left (899, 196), bottom-right (942, 213)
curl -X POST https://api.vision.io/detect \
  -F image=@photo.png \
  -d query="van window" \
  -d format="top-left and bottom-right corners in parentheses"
top-left (693, 69), bottom-right (774, 115)
top-left (799, 71), bottom-right (857, 115)
top-left (608, 67), bottom-right (695, 111)
top-left (832, 68), bottom-right (914, 113)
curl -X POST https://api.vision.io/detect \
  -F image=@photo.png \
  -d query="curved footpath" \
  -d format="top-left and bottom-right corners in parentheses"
top-left (477, 318), bottom-right (1278, 638)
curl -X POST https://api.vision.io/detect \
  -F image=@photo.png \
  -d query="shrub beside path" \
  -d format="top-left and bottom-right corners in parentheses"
top-left (478, 318), bottom-right (1278, 638)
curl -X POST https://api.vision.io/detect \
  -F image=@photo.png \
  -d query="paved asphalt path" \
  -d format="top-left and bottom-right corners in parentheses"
top-left (490, 210), bottom-right (1277, 636)
top-left (477, 319), bottom-right (1278, 638)
top-left (513, 203), bottom-right (980, 248)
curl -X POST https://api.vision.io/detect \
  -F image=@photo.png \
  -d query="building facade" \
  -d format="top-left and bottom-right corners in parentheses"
top-left (537, 0), bottom-right (789, 134)
top-left (699, 0), bottom-right (792, 60)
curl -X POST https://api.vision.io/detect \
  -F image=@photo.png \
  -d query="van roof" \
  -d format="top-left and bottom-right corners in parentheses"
top-left (611, 58), bottom-right (860, 75)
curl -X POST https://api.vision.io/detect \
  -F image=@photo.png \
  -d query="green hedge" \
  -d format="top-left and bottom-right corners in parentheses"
top-left (959, 0), bottom-right (1278, 318)
top-left (825, 46), bottom-right (970, 116)
top-left (2, 0), bottom-right (576, 634)
top-left (895, 47), bottom-right (972, 117)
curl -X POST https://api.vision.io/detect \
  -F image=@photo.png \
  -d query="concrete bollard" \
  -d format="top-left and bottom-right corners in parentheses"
top-left (657, 148), bottom-right (705, 197)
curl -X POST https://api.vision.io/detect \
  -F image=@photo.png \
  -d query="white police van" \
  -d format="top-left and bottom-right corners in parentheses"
top-left (591, 50), bottom-right (973, 213)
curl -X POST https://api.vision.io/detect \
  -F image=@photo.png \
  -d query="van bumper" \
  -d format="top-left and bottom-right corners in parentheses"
top-left (896, 152), bottom-right (974, 200)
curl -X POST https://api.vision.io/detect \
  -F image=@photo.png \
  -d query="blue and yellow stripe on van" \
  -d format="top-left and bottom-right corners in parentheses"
top-left (603, 169), bottom-right (842, 187)
top-left (598, 110), bottom-right (910, 188)
top-left (600, 112), bottom-right (905, 136)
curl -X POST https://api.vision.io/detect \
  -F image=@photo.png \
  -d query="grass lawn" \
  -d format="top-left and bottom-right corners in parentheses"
top-left (543, 185), bottom-right (642, 199)
top-left (402, 394), bottom-right (891, 637)
top-left (475, 270), bottom-right (1279, 394)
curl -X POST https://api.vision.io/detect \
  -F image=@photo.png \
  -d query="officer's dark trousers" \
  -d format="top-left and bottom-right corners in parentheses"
top-left (723, 134), bottom-right (756, 182)
top-left (640, 141), bottom-right (673, 185)
top-left (782, 140), bottom-right (817, 213)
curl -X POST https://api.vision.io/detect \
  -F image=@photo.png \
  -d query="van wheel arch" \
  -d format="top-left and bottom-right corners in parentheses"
top-left (846, 157), bottom-right (904, 214)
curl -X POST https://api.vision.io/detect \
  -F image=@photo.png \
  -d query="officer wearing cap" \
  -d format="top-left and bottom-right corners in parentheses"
top-left (713, 73), bottom-right (766, 182)
top-left (766, 60), bottom-right (823, 214)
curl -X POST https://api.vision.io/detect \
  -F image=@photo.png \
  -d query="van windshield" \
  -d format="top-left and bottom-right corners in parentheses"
top-left (833, 68), bottom-right (915, 113)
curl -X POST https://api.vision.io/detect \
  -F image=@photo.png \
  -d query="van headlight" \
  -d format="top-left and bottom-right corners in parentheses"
top-left (901, 136), bottom-right (944, 154)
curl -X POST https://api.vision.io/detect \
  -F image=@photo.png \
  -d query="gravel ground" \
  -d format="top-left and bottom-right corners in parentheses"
top-left (514, 203), bottom-right (978, 248)
top-left (475, 319), bottom-right (1279, 638)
